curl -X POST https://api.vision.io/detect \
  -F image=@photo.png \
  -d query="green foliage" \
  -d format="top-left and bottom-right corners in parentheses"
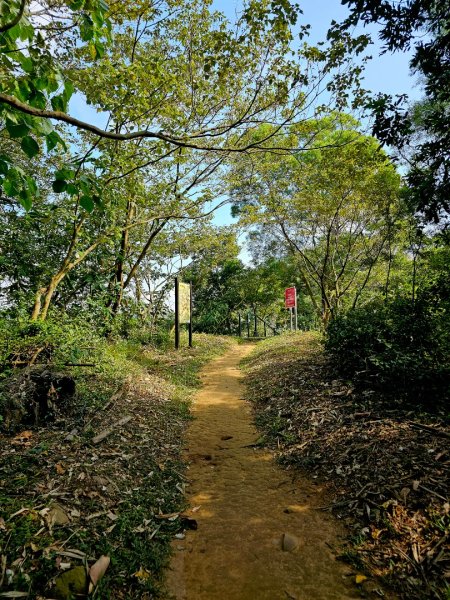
top-left (337, 0), bottom-right (450, 222)
top-left (325, 290), bottom-right (450, 405)
top-left (0, 327), bottom-right (231, 597)
top-left (0, 313), bottom-right (104, 376)
top-left (228, 117), bottom-right (403, 325)
top-left (187, 259), bottom-right (246, 334)
top-left (186, 256), bottom-right (304, 335)
top-left (0, 0), bottom-right (109, 210)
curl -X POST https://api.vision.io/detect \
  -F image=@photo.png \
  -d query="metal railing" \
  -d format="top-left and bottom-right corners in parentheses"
top-left (237, 311), bottom-right (279, 338)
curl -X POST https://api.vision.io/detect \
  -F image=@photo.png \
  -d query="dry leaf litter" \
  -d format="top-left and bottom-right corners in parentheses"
top-left (244, 333), bottom-right (449, 600)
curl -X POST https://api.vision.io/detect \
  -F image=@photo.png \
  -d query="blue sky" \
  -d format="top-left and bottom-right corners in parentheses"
top-left (213, 0), bottom-right (422, 102)
top-left (300, 0), bottom-right (421, 100)
top-left (71, 0), bottom-right (422, 125)
top-left (69, 0), bottom-right (422, 235)
top-left (210, 0), bottom-right (422, 230)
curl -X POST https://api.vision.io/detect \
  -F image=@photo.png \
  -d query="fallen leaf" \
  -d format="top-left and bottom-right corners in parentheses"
top-left (88, 555), bottom-right (110, 591)
top-left (133, 566), bottom-right (151, 581)
top-left (399, 487), bottom-right (410, 503)
top-left (56, 549), bottom-right (86, 560)
top-left (9, 508), bottom-right (30, 519)
top-left (86, 511), bottom-right (105, 521)
top-left (11, 431), bottom-right (33, 446)
top-left (371, 528), bottom-right (383, 540)
top-left (54, 566), bottom-right (87, 599)
top-left (355, 574), bottom-right (367, 585)
top-left (45, 504), bottom-right (70, 529)
top-left (155, 512), bottom-right (179, 520)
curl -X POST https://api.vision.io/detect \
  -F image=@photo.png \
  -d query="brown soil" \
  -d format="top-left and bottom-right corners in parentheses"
top-left (166, 344), bottom-right (363, 600)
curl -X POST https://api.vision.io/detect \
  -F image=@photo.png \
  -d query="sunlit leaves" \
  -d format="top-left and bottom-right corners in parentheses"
top-left (50, 168), bottom-right (102, 214)
top-left (80, 195), bottom-right (95, 212)
top-left (0, 0), bottom-right (111, 207)
top-left (0, 154), bottom-right (40, 211)
top-left (5, 122), bottom-right (29, 139)
top-left (46, 131), bottom-right (66, 152)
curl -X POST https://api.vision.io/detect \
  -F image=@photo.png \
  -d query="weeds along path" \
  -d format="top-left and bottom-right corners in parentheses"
top-left (166, 343), bottom-right (360, 600)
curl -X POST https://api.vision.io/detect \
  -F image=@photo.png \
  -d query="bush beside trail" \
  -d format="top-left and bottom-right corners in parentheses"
top-left (325, 292), bottom-right (450, 408)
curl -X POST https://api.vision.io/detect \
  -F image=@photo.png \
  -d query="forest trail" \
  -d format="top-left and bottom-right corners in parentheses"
top-left (166, 344), bottom-right (361, 600)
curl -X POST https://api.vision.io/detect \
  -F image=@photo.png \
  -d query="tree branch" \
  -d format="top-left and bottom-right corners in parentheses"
top-left (0, 93), bottom-right (360, 154)
top-left (0, 0), bottom-right (27, 33)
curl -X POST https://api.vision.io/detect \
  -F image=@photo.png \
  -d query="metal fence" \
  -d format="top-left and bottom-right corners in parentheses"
top-left (236, 311), bottom-right (279, 338)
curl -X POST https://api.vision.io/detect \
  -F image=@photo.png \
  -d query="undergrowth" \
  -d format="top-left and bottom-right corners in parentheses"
top-left (0, 327), bottom-right (232, 599)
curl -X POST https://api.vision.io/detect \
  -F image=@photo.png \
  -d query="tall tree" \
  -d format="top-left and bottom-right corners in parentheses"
top-left (333, 0), bottom-right (450, 221)
top-left (229, 118), bottom-right (402, 325)
top-left (1, 0), bottom-right (370, 210)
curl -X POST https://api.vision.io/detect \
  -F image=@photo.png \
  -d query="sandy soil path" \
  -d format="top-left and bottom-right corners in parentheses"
top-left (166, 344), bottom-right (361, 600)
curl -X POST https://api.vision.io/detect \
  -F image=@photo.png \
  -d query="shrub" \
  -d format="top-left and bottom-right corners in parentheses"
top-left (0, 314), bottom-right (104, 375)
top-left (325, 292), bottom-right (450, 406)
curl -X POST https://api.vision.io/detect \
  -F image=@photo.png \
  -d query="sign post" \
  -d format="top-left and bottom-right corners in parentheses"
top-left (189, 281), bottom-right (193, 348)
top-left (174, 278), bottom-right (192, 349)
top-left (175, 277), bottom-right (180, 349)
top-left (284, 287), bottom-right (297, 331)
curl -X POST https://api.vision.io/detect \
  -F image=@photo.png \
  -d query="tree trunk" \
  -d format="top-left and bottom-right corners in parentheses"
top-left (31, 272), bottom-right (65, 321)
top-left (111, 200), bottom-right (133, 315)
top-left (31, 286), bottom-right (47, 321)
top-left (40, 278), bottom-right (61, 321)
top-left (30, 237), bottom-right (104, 320)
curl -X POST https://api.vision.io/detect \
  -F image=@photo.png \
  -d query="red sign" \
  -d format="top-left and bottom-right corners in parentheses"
top-left (284, 287), bottom-right (296, 308)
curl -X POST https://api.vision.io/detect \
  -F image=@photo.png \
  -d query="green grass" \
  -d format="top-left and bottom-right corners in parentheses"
top-left (241, 331), bottom-right (322, 366)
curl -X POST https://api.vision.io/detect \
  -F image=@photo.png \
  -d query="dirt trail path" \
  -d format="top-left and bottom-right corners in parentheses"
top-left (166, 344), bottom-right (360, 600)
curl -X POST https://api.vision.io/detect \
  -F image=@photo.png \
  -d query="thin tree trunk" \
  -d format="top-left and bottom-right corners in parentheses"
top-left (31, 216), bottom-right (84, 320)
top-left (384, 238), bottom-right (393, 301)
top-left (31, 286), bottom-right (47, 321)
top-left (111, 199), bottom-right (133, 314)
top-left (31, 237), bottom-right (104, 320)
top-left (122, 218), bottom-right (168, 290)
top-left (40, 273), bottom-right (66, 320)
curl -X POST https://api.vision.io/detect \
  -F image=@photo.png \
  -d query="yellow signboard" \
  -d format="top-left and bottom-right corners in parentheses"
top-left (178, 282), bottom-right (191, 324)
